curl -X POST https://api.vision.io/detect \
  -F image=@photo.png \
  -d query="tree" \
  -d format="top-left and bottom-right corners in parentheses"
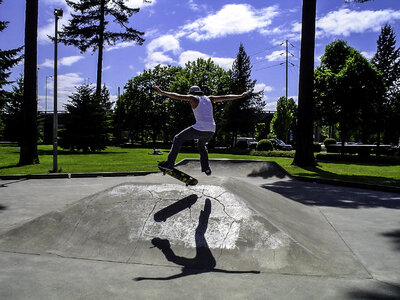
top-left (19, 0), bottom-right (39, 165)
top-left (292, 0), bottom-right (317, 167)
top-left (58, 0), bottom-right (144, 95)
top-left (314, 40), bottom-right (385, 149)
top-left (270, 97), bottom-right (296, 143)
top-left (293, 0), bottom-right (373, 166)
top-left (0, 0), bottom-right (23, 110)
top-left (314, 40), bottom-right (356, 133)
top-left (371, 24), bottom-right (400, 144)
top-left (0, 0), bottom-right (23, 140)
top-left (59, 84), bottom-right (112, 152)
top-left (2, 75), bottom-right (24, 144)
top-left (123, 65), bottom-right (181, 144)
top-left (222, 43), bottom-right (264, 146)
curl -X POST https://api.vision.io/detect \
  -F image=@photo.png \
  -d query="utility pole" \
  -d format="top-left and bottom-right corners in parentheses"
top-left (281, 40), bottom-right (295, 100)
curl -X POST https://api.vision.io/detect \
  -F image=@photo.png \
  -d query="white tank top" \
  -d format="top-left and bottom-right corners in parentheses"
top-left (191, 96), bottom-right (216, 132)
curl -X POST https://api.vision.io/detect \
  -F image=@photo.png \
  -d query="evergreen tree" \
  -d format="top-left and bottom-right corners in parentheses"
top-left (371, 24), bottom-right (400, 144)
top-left (0, 0), bottom-right (23, 108)
top-left (19, 0), bottom-right (39, 165)
top-left (2, 75), bottom-right (24, 143)
top-left (0, 0), bottom-right (23, 139)
top-left (372, 25), bottom-right (400, 93)
top-left (59, 84), bottom-right (112, 152)
top-left (222, 43), bottom-right (264, 146)
top-left (57, 0), bottom-right (144, 95)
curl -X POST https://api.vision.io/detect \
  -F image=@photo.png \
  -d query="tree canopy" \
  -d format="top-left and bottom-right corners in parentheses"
top-left (58, 0), bottom-right (144, 95)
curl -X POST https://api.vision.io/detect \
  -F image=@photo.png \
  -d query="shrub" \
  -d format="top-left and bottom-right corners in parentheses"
top-left (256, 139), bottom-right (273, 151)
top-left (313, 142), bottom-right (322, 153)
top-left (324, 138), bottom-right (336, 147)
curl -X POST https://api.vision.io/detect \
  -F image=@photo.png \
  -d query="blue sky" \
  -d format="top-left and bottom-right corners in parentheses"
top-left (1, 0), bottom-right (400, 112)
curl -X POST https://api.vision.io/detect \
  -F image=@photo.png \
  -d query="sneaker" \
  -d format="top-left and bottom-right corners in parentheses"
top-left (158, 161), bottom-right (173, 171)
top-left (204, 168), bottom-right (212, 176)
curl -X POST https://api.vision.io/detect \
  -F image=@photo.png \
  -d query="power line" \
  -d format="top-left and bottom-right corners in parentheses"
top-left (253, 63), bottom-right (283, 72)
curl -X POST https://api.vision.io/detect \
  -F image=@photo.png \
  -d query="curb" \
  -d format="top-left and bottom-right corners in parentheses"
top-left (0, 159), bottom-right (398, 194)
top-left (0, 171), bottom-right (158, 180)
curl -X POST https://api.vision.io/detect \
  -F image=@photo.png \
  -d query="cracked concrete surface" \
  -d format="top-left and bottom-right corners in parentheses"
top-left (1, 159), bottom-right (399, 299)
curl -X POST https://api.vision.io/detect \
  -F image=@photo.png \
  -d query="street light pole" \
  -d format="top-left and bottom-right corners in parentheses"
top-left (53, 8), bottom-right (63, 173)
top-left (45, 75), bottom-right (52, 113)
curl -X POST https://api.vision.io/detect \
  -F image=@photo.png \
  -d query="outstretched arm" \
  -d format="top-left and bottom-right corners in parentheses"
top-left (209, 91), bottom-right (251, 103)
top-left (152, 86), bottom-right (196, 102)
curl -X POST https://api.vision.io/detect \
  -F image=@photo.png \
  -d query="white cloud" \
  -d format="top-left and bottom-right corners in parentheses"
top-left (39, 55), bottom-right (84, 68)
top-left (361, 51), bottom-right (375, 60)
top-left (317, 8), bottom-right (400, 37)
top-left (181, 4), bottom-right (280, 41)
top-left (264, 101), bottom-right (277, 111)
top-left (145, 34), bottom-right (181, 68)
top-left (39, 72), bottom-right (85, 110)
top-left (147, 34), bottom-right (181, 54)
top-left (60, 55), bottom-right (84, 66)
top-left (178, 50), bottom-right (234, 70)
top-left (266, 50), bottom-right (285, 62)
top-left (125, 0), bottom-right (157, 9)
top-left (254, 83), bottom-right (273, 93)
top-left (106, 41), bottom-right (137, 52)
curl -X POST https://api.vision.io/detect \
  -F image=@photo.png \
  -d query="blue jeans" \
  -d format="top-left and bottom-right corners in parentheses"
top-left (167, 126), bottom-right (214, 172)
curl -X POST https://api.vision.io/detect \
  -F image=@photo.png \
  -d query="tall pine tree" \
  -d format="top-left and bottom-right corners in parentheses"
top-left (372, 24), bottom-right (400, 144)
top-left (59, 84), bottom-right (112, 153)
top-left (57, 0), bottom-right (145, 95)
top-left (223, 43), bottom-right (263, 146)
top-left (0, 0), bottom-right (23, 140)
top-left (0, 0), bottom-right (23, 106)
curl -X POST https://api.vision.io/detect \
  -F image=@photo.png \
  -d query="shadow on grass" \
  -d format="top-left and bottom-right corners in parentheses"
top-left (0, 164), bottom-right (20, 171)
top-left (262, 178), bottom-right (400, 209)
top-left (296, 165), bottom-right (400, 187)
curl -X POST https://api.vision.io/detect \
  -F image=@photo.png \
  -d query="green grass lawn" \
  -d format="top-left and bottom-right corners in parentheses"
top-left (1, 144), bottom-right (399, 188)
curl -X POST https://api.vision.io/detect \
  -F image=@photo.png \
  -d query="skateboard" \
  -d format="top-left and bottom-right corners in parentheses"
top-left (158, 164), bottom-right (198, 186)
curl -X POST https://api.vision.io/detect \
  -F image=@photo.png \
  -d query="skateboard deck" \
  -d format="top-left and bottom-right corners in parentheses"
top-left (158, 165), bottom-right (198, 186)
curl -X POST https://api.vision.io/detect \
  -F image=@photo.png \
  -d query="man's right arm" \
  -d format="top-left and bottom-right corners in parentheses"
top-left (152, 86), bottom-right (191, 101)
top-left (209, 91), bottom-right (251, 103)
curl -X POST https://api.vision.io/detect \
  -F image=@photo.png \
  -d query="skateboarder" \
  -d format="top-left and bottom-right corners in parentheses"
top-left (153, 85), bottom-right (251, 176)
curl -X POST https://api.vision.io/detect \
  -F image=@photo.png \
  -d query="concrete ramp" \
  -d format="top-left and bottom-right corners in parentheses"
top-left (176, 159), bottom-right (289, 180)
top-left (0, 177), bottom-right (368, 277)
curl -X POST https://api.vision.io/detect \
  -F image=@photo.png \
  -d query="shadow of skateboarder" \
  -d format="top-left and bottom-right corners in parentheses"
top-left (134, 199), bottom-right (259, 281)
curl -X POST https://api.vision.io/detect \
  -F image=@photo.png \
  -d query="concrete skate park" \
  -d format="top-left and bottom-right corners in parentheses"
top-left (0, 159), bottom-right (399, 299)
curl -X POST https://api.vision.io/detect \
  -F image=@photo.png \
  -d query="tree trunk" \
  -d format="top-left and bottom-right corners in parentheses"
top-left (292, 0), bottom-right (317, 167)
top-left (96, 0), bottom-right (106, 96)
top-left (19, 0), bottom-right (39, 165)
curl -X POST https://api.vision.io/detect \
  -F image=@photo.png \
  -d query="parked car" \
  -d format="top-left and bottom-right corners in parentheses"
top-left (269, 139), bottom-right (293, 151)
top-left (235, 137), bottom-right (258, 149)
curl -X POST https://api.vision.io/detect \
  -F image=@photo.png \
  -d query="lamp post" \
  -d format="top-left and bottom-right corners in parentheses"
top-left (45, 75), bottom-right (52, 113)
top-left (52, 8), bottom-right (63, 173)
